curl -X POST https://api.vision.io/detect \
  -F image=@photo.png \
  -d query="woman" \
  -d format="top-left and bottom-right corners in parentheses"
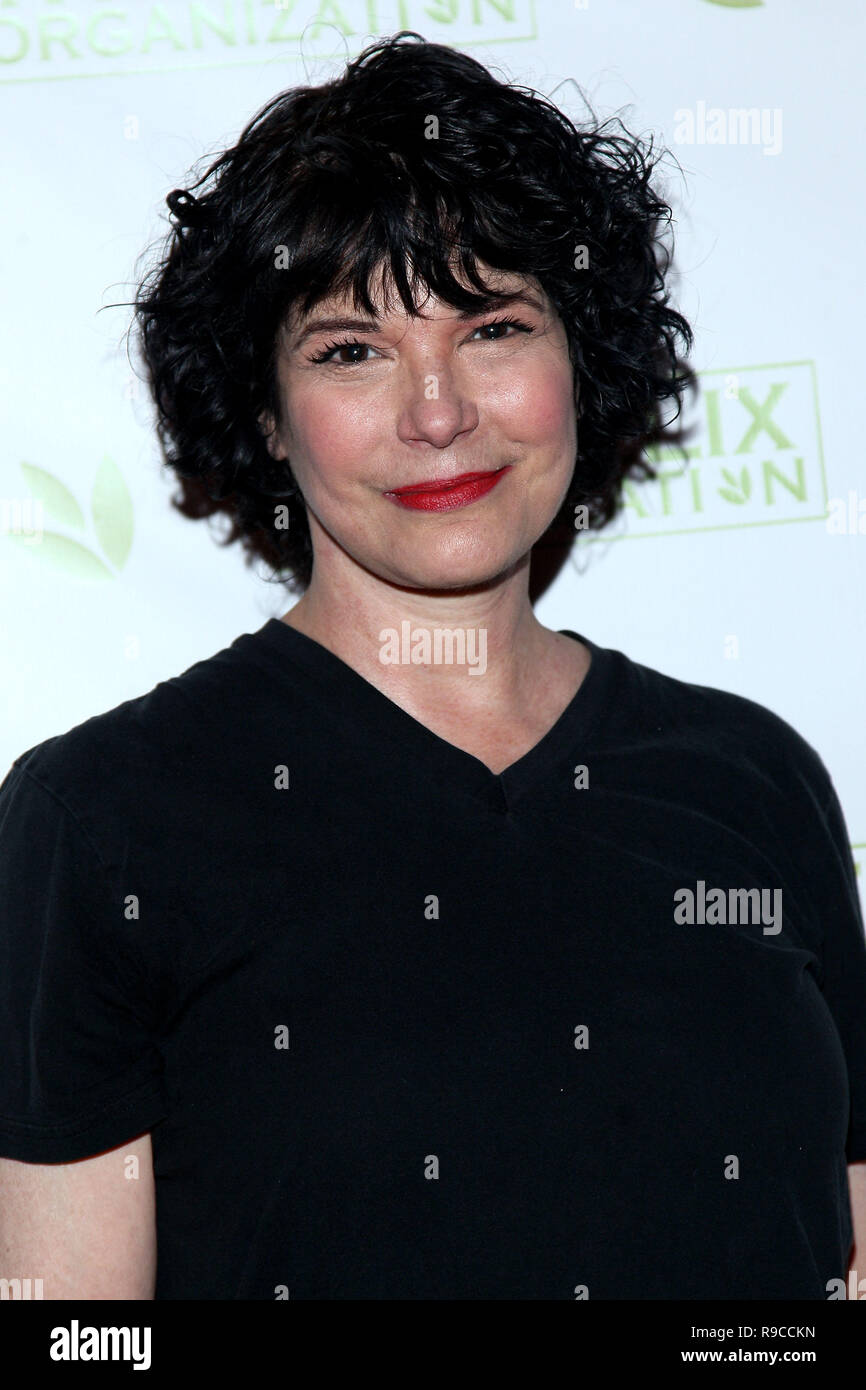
top-left (1, 32), bottom-right (864, 1301)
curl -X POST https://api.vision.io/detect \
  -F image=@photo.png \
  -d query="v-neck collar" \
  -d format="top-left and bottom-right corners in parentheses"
top-left (243, 617), bottom-right (618, 813)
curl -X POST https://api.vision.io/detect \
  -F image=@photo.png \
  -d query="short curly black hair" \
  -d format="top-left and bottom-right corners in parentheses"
top-left (131, 30), bottom-right (696, 593)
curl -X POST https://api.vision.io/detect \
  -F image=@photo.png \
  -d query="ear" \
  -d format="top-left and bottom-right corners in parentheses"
top-left (258, 410), bottom-right (285, 461)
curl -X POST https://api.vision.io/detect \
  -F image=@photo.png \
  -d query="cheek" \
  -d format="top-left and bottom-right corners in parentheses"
top-left (492, 360), bottom-right (576, 452)
top-left (531, 378), bottom-right (576, 450)
top-left (285, 385), bottom-right (374, 490)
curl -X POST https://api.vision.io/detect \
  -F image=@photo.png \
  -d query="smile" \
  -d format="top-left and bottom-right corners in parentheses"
top-left (384, 466), bottom-right (512, 512)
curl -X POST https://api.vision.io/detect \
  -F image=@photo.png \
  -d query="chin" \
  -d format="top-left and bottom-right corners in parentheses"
top-left (383, 544), bottom-right (520, 593)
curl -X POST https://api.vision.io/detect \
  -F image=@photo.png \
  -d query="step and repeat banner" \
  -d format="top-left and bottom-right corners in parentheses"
top-left (1, 0), bottom-right (863, 893)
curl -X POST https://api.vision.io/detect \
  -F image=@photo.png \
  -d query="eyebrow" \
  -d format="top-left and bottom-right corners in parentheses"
top-left (288, 290), bottom-right (547, 350)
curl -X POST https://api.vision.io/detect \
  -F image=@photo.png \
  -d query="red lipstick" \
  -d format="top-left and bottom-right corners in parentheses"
top-left (385, 466), bottom-right (511, 512)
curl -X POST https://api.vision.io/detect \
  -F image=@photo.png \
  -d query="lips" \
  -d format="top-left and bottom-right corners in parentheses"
top-left (390, 469), bottom-right (503, 496)
top-left (385, 466), bottom-right (511, 512)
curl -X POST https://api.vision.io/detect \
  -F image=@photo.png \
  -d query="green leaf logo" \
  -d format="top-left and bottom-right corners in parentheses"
top-left (19, 463), bottom-right (85, 530)
top-left (91, 455), bottom-right (134, 569)
top-left (28, 534), bottom-right (115, 579)
top-left (718, 466), bottom-right (752, 505)
top-left (8, 456), bottom-right (133, 578)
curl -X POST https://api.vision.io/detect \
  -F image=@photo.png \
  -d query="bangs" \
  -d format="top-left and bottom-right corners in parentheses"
top-left (270, 149), bottom-right (559, 336)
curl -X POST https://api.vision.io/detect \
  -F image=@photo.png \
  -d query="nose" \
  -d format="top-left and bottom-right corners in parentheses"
top-left (394, 360), bottom-right (480, 452)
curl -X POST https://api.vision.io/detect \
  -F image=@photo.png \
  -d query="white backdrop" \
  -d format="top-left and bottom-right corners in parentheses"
top-left (1, 0), bottom-right (863, 899)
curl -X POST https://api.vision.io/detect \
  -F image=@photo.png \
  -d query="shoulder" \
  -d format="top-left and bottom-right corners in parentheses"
top-left (606, 642), bottom-right (835, 814)
top-left (3, 628), bottom-right (277, 839)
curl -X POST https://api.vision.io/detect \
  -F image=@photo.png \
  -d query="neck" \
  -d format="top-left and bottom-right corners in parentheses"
top-left (281, 559), bottom-right (559, 719)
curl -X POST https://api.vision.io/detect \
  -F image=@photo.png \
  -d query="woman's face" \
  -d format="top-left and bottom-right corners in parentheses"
top-left (263, 263), bottom-right (578, 592)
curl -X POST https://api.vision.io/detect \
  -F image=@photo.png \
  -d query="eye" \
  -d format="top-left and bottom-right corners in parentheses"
top-left (469, 315), bottom-right (534, 342)
top-left (307, 339), bottom-right (374, 366)
top-left (306, 315), bottom-right (534, 366)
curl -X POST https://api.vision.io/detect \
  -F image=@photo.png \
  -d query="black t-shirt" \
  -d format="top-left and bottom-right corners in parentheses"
top-left (1, 618), bottom-right (865, 1300)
